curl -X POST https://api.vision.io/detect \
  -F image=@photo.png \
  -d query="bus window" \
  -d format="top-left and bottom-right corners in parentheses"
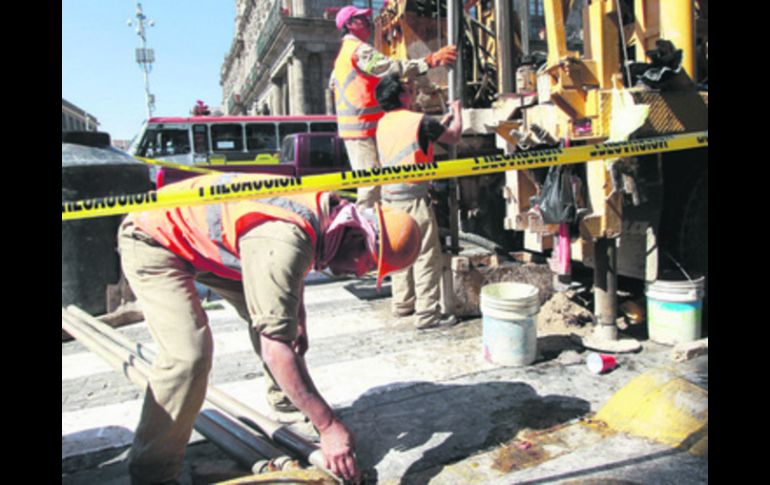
top-left (135, 129), bottom-right (157, 157)
top-left (162, 130), bottom-right (190, 155)
top-left (246, 123), bottom-right (278, 152)
top-left (193, 124), bottom-right (209, 154)
top-left (135, 128), bottom-right (190, 157)
top-left (279, 122), bottom-right (308, 142)
top-left (308, 136), bottom-right (335, 168)
top-left (211, 124), bottom-right (244, 152)
top-left (310, 122), bottom-right (338, 133)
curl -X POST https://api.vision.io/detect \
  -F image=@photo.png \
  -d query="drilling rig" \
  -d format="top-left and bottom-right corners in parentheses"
top-left (373, 0), bottom-right (708, 339)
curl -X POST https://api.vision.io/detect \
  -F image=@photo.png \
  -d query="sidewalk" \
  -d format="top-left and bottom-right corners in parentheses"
top-left (62, 275), bottom-right (707, 484)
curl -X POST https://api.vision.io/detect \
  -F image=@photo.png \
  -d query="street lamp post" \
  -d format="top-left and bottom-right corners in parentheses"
top-left (128, 2), bottom-right (156, 119)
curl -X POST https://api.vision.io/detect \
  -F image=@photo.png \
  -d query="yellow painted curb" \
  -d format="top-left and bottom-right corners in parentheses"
top-left (215, 468), bottom-right (339, 484)
top-left (595, 367), bottom-right (707, 455)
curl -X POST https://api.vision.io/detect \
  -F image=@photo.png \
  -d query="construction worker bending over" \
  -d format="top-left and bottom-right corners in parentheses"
top-left (118, 172), bottom-right (420, 484)
top-left (330, 4), bottom-right (457, 208)
top-left (375, 73), bottom-right (463, 330)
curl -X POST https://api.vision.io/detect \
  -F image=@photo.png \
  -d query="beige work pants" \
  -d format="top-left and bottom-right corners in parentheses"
top-left (383, 196), bottom-right (444, 328)
top-left (118, 218), bottom-right (311, 483)
top-left (343, 137), bottom-right (381, 208)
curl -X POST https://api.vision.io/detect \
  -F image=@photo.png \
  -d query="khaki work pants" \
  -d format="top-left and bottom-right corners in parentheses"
top-left (343, 137), bottom-right (381, 208)
top-left (118, 218), bottom-right (312, 484)
top-left (383, 196), bottom-right (444, 328)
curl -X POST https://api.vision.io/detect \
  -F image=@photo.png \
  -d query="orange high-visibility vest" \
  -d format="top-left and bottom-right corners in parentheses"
top-left (376, 109), bottom-right (434, 200)
top-left (132, 173), bottom-right (322, 280)
top-left (332, 38), bottom-right (384, 139)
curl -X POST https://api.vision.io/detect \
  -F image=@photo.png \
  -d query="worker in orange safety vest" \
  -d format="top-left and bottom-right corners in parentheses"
top-left (330, 4), bottom-right (458, 208)
top-left (375, 73), bottom-right (463, 330)
top-left (118, 172), bottom-right (420, 484)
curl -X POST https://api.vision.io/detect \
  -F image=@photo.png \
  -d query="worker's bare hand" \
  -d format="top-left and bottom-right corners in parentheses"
top-left (319, 419), bottom-right (360, 483)
top-left (441, 100), bottom-right (462, 126)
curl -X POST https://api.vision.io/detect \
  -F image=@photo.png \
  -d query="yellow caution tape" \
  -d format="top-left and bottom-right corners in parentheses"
top-left (135, 156), bottom-right (219, 174)
top-left (63, 131), bottom-right (707, 221)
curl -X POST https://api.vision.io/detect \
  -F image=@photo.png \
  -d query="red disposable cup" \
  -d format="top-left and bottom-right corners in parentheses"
top-left (587, 353), bottom-right (617, 374)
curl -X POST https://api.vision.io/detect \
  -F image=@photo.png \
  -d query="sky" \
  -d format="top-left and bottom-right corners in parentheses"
top-left (62, 1), bottom-right (236, 142)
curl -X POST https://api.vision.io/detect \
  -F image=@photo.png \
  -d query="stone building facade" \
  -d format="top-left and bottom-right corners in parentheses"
top-left (62, 98), bottom-right (100, 132)
top-left (221, 1), bottom-right (375, 116)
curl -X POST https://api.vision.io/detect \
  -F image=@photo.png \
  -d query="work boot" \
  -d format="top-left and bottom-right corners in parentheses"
top-left (269, 401), bottom-right (320, 443)
top-left (416, 314), bottom-right (458, 330)
top-left (393, 307), bottom-right (415, 318)
top-left (268, 399), bottom-right (302, 424)
top-left (438, 314), bottom-right (458, 327)
top-left (287, 417), bottom-right (320, 443)
top-left (273, 409), bottom-right (320, 443)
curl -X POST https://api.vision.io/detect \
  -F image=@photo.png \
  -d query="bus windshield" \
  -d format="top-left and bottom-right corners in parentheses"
top-left (136, 127), bottom-right (191, 157)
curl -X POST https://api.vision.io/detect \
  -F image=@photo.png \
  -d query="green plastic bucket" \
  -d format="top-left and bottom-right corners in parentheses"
top-left (480, 282), bottom-right (540, 366)
top-left (646, 276), bottom-right (705, 344)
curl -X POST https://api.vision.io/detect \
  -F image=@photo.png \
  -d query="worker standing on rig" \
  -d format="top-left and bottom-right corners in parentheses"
top-left (375, 73), bottom-right (463, 329)
top-left (117, 172), bottom-right (421, 484)
top-left (330, 4), bottom-right (458, 209)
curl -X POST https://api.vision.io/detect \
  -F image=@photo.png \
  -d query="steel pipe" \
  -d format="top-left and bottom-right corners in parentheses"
top-left (495, 0), bottom-right (514, 94)
top-left (195, 409), bottom-right (272, 473)
top-left (62, 309), bottom-right (149, 390)
top-left (63, 311), bottom-right (299, 474)
top-left (446, 0), bottom-right (462, 254)
top-left (200, 408), bottom-right (288, 465)
top-left (64, 306), bottom-right (335, 480)
top-left (63, 309), bottom-right (304, 473)
top-left (593, 238), bottom-right (619, 341)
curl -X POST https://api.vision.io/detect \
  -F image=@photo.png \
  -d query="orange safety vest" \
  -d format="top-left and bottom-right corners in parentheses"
top-left (332, 38), bottom-right (384, 139)
top-left (376, 109), bottom-right (434, 200)
top-left (132, 173), bottom-right (322, 280)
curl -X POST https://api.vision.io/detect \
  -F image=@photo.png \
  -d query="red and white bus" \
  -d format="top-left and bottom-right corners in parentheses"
top-left (129, 115), bottom-right (338, 167)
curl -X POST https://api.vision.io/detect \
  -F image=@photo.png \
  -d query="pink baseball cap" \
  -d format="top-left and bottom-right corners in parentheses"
top-left (335, 5), bottom-right (372, 30)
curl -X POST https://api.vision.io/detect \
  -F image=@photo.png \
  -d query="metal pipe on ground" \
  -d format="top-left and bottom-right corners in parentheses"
top-left (62, 310), bottom-right (286, 471)
top-left (200, 408), bottom-right (286, 462)
top-left (199, 408), bottom-right (297, 472)
top-left (62, 310), bottom-right (283, 462)
top-left (195, 409), bottom-right (271, 473)
top-left (64, 306), bottom-right (335, 481)
top-left (62, 309), bottom-right (149, 390)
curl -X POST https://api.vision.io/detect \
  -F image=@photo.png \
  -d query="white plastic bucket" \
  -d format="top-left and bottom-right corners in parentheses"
top-left (646, 276), bottom-right (705, 345)
top-left (480, 282), bottom-right (540, 366)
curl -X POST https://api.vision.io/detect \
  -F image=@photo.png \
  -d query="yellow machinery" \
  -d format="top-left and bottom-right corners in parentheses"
top-left (374, 1), bottom-right (708, 338)
top-left (509, 0), bottom-right (708, 283)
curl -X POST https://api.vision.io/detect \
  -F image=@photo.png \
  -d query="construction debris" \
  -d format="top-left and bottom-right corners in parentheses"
top-left (451, 254), bottom-right (554, 318)
top-left (672, 338), bottom-right (708, 363)
top-left (537, 292), bottom-right (594, 337)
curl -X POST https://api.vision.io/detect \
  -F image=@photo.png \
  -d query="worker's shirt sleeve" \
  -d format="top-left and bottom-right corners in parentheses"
top-left (238, 221), bottom-right (314, 342)
top-left (355, 42), bottom-right (430, 79)
top-left (419, 116), bottom-right (447, 153)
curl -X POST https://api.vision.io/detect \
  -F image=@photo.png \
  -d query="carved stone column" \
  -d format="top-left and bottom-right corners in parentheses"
top-left (288, 46), bottom-right (307, 115)
top-left (271, 78), bottom-right (285, 115)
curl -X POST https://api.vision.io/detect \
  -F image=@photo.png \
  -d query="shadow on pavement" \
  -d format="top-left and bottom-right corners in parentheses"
top-left (337, 380), bottom-right (591, 484)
